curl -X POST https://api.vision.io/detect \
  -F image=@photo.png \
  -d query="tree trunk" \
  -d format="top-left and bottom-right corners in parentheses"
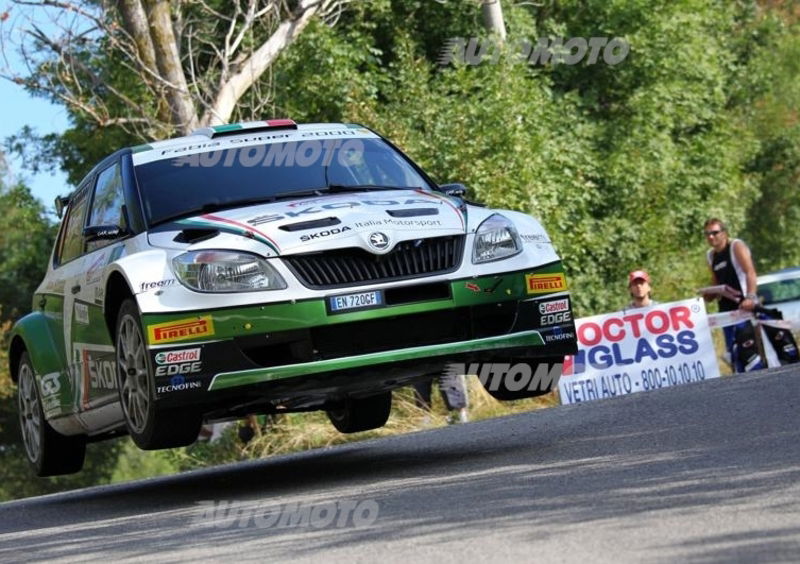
top-left (116, 0), bottom-right (172, 128)
top-left (481, 0), bottom-right (507, 42)
top-left (143, 0), bottom-right (198, 133)
top-left (116, 0), bottom-right (157, 74)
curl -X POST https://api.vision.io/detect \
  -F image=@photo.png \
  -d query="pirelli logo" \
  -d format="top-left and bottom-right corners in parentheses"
top-left (148, 316), bottom-right (215, 344)
top-left (525, 273), bottom-right (567, 294)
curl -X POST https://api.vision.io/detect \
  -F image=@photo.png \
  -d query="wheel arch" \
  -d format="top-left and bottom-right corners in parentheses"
top-left (7, 312), bottom-right (67, 384)
top-left (104, 270), bottom-right (136, 341)
top-left (8, 334), bottom-right (27, 384)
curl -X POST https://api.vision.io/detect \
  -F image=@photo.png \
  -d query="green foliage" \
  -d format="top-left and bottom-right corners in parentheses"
top-left (0, 181), bottom-right (56, 319)
top-left (539, 0), bottom-right (763, 310)
top-left (269, 18), bottom-right (385, 122)
top-left (0, 319), bottom-right (124, 502)
top-left (110, 439), bottom-right (178, 483)
top-left (304, 0), bottom-right (770, 313)
top-left (0, 166), bottom-right (124, 502)
top-left (738, 17), bottom-right (800, 272)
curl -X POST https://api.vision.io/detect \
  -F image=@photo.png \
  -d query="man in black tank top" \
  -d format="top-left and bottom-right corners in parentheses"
top-left (705, 218), bottom-right (762, 372)
top-left (705, 219), bottom-right (758, 311)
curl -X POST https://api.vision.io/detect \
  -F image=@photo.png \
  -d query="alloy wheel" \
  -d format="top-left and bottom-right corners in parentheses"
top-left (117, 314), bottom-right (151, 434)
top-left (18, 362), bottom-right (42, 463)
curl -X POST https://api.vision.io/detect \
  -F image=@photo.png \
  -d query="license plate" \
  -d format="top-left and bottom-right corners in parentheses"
top-left (328, 290), bottom-right (384, 314)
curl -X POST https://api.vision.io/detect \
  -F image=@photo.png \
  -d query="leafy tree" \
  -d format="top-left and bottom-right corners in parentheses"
top-left (737, 15), bottom-right (800, 272)
top-left (0, 162), bottom-right (126, 501)
top-left (6, 0), bottom-right (797, 310)
top-left (0, 165), bottom-right (56, 319)
top-left (2, 0), bottom-right (353, 136)
top-left (285, 0), bottom-right (768, 313)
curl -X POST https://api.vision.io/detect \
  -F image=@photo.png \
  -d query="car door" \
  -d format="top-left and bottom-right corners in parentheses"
top-left (50, 183), bottom-right (92, 418)
top-left (71, 160), bottom-right (128, 426)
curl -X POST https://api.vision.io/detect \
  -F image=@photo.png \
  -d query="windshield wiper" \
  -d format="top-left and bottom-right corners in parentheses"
top-left (325, 184), bottom-right (421, 193)
top-left (151, 186), bottom-right (419, 227)
top-left (151, 195), bottom-right (298, 226)
top-left (266, 189), bottom-right (326, 201)
top-left (152, 191), bottom-right (336, 226)
top-left (152, 200), bottom-right (236, 226)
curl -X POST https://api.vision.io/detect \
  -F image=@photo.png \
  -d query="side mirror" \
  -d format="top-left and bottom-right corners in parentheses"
top-left (439, 183), bottom-right (468, 198)
top-left (83, 225), bottom-right (127, 242)
top-left (55, 195), bottom-right (70, 219)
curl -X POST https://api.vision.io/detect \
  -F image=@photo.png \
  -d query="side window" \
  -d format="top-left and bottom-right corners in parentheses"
top-left (89, 163), bottom-right (125, 227)
top-left (56, 189), bottom-right (90, 265)
top-left (87, 163), bottom-right (125, 252)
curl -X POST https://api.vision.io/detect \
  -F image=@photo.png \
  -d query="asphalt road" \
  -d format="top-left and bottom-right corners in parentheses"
top-left (1, 366), bottom-right (799, 563)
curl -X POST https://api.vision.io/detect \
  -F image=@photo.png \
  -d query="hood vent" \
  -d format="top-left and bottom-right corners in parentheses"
top-left (279, 217), bottom-right (341, 232)
top-left (386, 208), bottom-right (439, 218)
top-left (173, 229), bottom-right (219, 244)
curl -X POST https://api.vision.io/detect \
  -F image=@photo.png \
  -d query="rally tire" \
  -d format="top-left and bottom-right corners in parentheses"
top-left (481, 356), bottom-right (564, 401)
top-left (115, 298), bottom-right (202, 450)
top-left (17, 352), bottom-right (87, 476)
top-left (327, 392), bottom-right (392, 433)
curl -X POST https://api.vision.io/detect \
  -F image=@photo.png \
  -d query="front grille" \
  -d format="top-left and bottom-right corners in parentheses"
top-left (235, 302), bottom-right (519, 367)
top-left (283, 235), bottom-right (465, 289)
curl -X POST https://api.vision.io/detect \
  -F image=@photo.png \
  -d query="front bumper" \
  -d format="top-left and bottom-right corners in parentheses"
top-left (142, 263), bottom-right (577, 408)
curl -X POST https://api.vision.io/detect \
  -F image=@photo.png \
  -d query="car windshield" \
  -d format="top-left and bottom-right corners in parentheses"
top-left (759, 276), bottom-right (800, 304)
top-left (134, 137), bottom-right (433, 226)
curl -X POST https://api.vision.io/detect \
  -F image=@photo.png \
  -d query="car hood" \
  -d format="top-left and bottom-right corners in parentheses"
top-left (147, 189), bottom-right (472, 256)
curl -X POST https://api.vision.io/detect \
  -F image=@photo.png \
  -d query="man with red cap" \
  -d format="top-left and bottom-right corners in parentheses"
top-left (627, 269), bottom-right (656, 309)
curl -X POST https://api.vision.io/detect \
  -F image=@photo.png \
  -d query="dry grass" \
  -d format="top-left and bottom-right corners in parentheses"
top-left (240, 378), bottom-right (559, 460)
top-left (711, 328), bottom-right (733, 376)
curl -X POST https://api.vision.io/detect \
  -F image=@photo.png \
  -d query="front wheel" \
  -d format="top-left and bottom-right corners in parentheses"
top-left (327, 392), bottom-right (392, 433)
top-left (17, 351), bottom-right (86, 476)
top-left (116, 298), bottom-right (202, 449)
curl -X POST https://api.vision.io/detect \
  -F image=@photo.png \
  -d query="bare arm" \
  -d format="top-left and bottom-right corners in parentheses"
top-left (733, 240), bottom-right (758, 310)
top-left (705, 252), bottom-right (718, 301)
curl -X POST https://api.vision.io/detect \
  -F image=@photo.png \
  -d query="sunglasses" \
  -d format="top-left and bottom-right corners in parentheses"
top-left (704, 229), bottom-right (723, 237)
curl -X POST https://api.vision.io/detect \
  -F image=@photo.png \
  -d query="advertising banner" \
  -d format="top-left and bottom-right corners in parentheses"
top-left (559, 298), bottom-right (720, 404)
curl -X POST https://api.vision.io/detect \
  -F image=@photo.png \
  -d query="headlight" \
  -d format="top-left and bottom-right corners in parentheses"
top-left (472, 214), bottom-right (523, 264)
top-left (172, 251), bottom-right (287, 293)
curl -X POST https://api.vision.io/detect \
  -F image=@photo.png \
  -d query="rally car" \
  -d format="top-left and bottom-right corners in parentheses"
top-left (9, 120), bottom-right (577, 476)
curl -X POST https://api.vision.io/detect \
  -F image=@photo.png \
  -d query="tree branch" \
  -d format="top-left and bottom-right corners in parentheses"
top-left (201, 0), bottom-right (322, 126)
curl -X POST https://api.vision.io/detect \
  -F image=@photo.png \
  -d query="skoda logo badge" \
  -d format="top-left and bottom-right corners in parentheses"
top-left (368, 232), bottom-right (390, 251)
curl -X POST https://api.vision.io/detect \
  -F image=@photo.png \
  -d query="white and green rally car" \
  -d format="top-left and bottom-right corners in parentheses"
top-left (9, 120), bottom-right (577, 476)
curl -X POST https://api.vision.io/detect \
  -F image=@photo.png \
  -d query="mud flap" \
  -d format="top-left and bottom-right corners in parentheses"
top-left (732, 321), bottom-right (764, 373)
top-left (761, 324), bottom-right (799, 365)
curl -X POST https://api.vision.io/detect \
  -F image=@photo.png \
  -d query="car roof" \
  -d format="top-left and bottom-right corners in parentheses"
top-left (129, 121), bottom-right (372, 158)
top-left (758, 267), bottom-right (800, 284)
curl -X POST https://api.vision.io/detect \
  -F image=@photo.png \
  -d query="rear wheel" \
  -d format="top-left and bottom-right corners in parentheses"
top-left (327, 391), bottom-right (392, 433)
top-left (17, 352), bottom-right (86, 476)
top-left (116, 298), bottom-right (202, 449)
top-left (480, 357), bottom-right (564, 401)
